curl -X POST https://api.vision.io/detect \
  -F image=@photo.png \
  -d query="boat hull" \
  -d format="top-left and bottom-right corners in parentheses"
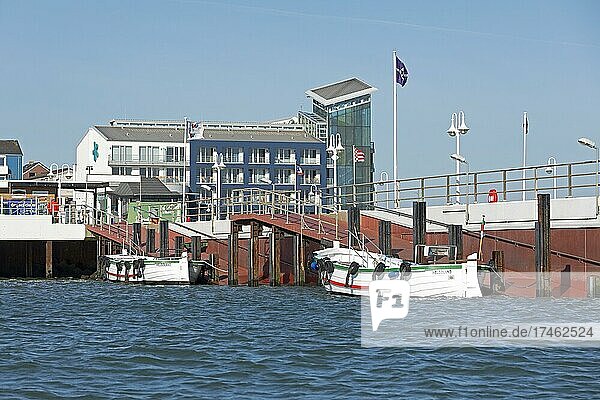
top-left (101, 254), bottom-right (200, 285)
top-left (313, 248), bottom-right (482, 298)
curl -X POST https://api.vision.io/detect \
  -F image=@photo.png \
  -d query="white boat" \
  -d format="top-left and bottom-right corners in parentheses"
top-left (310, 245), bottom-right (482, 298)
top-left (99, 252), bottom-right (202, 284)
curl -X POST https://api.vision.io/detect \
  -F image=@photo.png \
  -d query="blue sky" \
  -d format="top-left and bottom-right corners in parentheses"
top-left (1, 0), bottom-right (598, 179)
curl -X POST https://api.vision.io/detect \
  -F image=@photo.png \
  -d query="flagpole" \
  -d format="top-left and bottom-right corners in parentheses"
top-left (352, 145), bottom-right (357, 206)
top-left (522, 112), bottom-right (527, 201)
top-left (393, 50), bottom-right (398, 208)
top-left (183, 116), bottom-right (187, 222)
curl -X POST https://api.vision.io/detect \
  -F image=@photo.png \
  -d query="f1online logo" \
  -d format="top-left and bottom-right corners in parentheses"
top-left (369, 280), bottom-right (410, 331)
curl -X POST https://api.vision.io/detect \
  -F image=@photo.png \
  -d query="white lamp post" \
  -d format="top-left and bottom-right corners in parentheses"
top-left (447, 111), bottom-right (469, 204)
top-left (578, 137), bottom-right (599, 214)
top-left (545, 156), bottom-right (557, 199)
top-left (450, 153), bottom-right (470, 223)
top-left (260, 176), bottom-right (275, 219)
top-left (379, 171), bottom-right (390, 208)
top-left (212, 152), bottom-right (225, 220)
top-left (201, 184), bottom-right (215, 233)
top-left (327, 133), bottom-right (344, 211)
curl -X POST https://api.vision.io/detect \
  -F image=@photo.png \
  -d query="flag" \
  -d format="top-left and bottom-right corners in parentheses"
top-left (296, 165), bottom-right (304, 175)
top-left (523, 112), bottom-right (529, 135)
top-left (354, 147), bottom-right (365, 163)
top-left (395, 57), bottom-right (409, 87)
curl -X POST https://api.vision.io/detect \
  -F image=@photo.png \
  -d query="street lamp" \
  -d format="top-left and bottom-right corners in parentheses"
top-left (260, 177), bottom-right (275, 219)
top-left (379, 171), bottom-right (390, 208)
top-left (201, 184), bottom-right (215, 233)
top-left (212, 151), bottom-right (226, 220)
top-left (545, 156), bottom-right (557, 199)
top-left (327, 133), bottom-right (344, 211)
top-left (578, 137), bottom-right (599, 214)
top-left (447, 111), bottom-right (469, 203)
top-left (450, 153), bottom-right (470, 223)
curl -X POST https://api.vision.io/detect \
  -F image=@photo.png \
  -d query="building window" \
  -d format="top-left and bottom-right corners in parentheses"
top-left (250, 168), bottom-right (269, 184)
top-left (223, 168), bottom-right (243, 184)
top-left (275, 169), bottom-right (293, 184)
top-left (196, 167), bottom-right (213, 184)
top-left (250, 148), bottom-right (269, 164)
top-left (275, 149), bottom-right (295, 164)
top-left (166, 146), bottom-right (185, 162)
top-left (111, 146), bottom-right (132, 162)
top-left (302, 149), bottom-right (319, 165)
top-left (197, 147), bottom-right (216, 163)
top-left (223, 147), bottom-right (243, 163)
top-left (139, 146), bottom-right (160, 162)
top-left (111, 167), bottom-right (132, 176)
top-left (303, 169), bottom-right (320, 185)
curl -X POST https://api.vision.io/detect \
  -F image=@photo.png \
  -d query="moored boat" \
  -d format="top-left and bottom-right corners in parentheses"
top-left (310, 245), bottom-right (482, 298)
top-left (99, 252), bottom-right (201, 284)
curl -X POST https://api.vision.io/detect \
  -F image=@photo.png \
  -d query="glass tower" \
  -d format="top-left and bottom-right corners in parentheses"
top-left (305, 78), bottom-right (377, 208)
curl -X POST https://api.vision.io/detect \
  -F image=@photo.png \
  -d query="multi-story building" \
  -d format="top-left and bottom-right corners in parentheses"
top-left (76, 119), bottom-right (188, 187)
top-left (0, 140), bottom-right (23, 180)
top-left (304, 77), bottom-right (377, 207)
top-left (189, 122), bottom-right (326, 202)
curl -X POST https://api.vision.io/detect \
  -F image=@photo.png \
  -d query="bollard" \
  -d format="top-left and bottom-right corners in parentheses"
top-left (535, 194), bottom-right (551, 297)
top-left (412, 201), bottom-right (426, 263)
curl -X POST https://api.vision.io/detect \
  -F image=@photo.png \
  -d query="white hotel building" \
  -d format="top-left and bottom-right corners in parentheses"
top-left (75, 119), bottom-right (188, 210)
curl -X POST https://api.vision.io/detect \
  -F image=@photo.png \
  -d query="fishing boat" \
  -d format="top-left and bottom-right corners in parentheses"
top-left (310, 244), bottom-right (483, 298)
top-left (98, 252), bottom-right (202, 284)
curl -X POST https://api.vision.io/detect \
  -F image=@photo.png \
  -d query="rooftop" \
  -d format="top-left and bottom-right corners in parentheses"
top-left (0, 140), bottom-right (23, 155)
top-left (192, 123), bottom-right (322, 143)
top-left (112, 177), bottom-right (177, 198)
top-left (94, 126), bottom-right (185, 143)
top-left (306, 77), bottom-right (377, 106)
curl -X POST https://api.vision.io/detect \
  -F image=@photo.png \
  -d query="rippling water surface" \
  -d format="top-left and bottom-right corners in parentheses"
top-left (1, 280), bottom-right (599, 399)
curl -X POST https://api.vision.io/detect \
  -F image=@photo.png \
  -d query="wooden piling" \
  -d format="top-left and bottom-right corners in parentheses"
top-left (159, 220), bottom-right (169, 257)
top-left (174, 236), bottom-right (183, 257)
top-left (191, 236), bottom-right (203, 260)
top-left (348, 206), bottom-right (361, 247)
top-left (448, 224), bottom-right (463, 261)
top-left (269, 226), bottom-right (281, 286)
top-left (248, 221), bottom-right (261, 287)
top-left (378, 220), bottom-right (392, 255)
top-left (45, 240), bottom-right (53, 279)
top-left (561, 264), bottom-right (571, 295)
top-left (490, 250), bottom-right (504, 294)
top-left (228, 222), bottom-right (240, 286)
top-left (146, 228), bottom-right (156, 254)
top-left (132, 222), bottom-right (141, 246)
top-left (536, 193), bottom-right (551, 297)
top-left (413, 201), bottom-right (426, 263)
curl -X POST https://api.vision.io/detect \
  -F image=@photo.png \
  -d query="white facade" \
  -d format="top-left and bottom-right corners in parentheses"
top-left (75, 123), bottom-right (190, 187)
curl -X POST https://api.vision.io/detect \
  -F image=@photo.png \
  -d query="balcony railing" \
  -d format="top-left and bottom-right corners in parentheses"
top-left (108, 155), bottom-right (186, 166)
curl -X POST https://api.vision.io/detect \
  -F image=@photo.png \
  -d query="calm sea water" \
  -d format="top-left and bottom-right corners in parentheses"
top-left (1, 280), bottom-right (599, 399)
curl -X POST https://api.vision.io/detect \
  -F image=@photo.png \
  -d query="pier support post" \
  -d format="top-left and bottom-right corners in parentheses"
top-left (228, 222), bottom-right (241, 286)
top-left (448, 224), bottom-right (463, 261)
top-left (413, 201), bottom-right (427, 263)
top-left (191, 236), bottom-right (203, 260)
top-left (146, 228), bottom-right (155, 254)
top-left (491, 250), bottom-right (505, 294)
top-left (348, 206), bottom-right (361, 247)
top-left (536, 194), bottom-right (551, 297)
top-left (174, 236), bottom-right (183, 257)
top-left (378, 220), bottom-right (392, 256)
top-left (132, 222), bottom-right (141, 246)
top-left (269, 226), bottom-right (281, 286)
top-left (248, 222), bottom-right (261, 287)
top-left (292, 234), bottom-right (305, 285)
top-left (159, 220), bottom-right (169, 257)
top-left (45, 241), bottom-right (53, 279)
